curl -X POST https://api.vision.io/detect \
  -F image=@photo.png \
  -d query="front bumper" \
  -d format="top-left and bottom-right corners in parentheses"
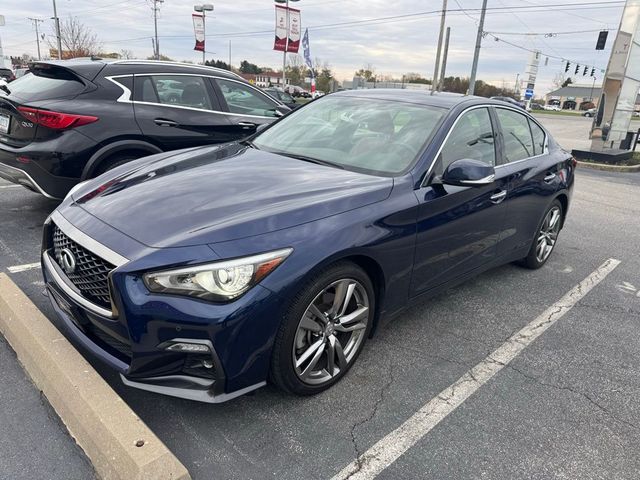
top-left (42, 211), bottom-right (276, 403)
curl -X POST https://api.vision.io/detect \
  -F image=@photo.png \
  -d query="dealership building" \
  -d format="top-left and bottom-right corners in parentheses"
top-left (545, 84), bottom-right (640, 111)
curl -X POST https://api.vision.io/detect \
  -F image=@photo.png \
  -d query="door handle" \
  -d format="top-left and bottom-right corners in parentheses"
top-left (154, 118), bottom-right (178, 127)
top-left (490, 190), bottom-right (507, 204)
top-left (544, 172), bottom-right (556, 183)
top-left (238, 122), bottom-right (257, 130)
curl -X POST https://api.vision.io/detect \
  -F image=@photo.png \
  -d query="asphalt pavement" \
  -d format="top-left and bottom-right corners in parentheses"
top-left (1, 138), bottom-right (639, 479)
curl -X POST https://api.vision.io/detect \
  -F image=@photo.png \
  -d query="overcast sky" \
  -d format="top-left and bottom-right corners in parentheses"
top-left (0, 0), bottom-right (628, 94)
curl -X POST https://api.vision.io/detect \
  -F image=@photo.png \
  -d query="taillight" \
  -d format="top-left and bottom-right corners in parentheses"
top-left (17, 106), bottom-right (98, 130)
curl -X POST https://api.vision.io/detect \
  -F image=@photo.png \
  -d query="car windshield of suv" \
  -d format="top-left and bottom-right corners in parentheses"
top-left (253, 96), bottom-right (446, 175)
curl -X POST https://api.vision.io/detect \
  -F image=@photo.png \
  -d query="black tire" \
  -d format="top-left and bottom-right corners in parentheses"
top-left (520, 199), bottom-right (564, 269)
top-left (270, 261), bottom-right (375, 396)
top-left (93, 152), bottom-right (142, 177)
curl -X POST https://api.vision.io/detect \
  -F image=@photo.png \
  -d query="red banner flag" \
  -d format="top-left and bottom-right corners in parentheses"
top-left (193, 14), bottom-right (205, 52)
top-left (273, 6), bottom-right (287, 52)
top-left (287, 8), bottom-right (301, 53)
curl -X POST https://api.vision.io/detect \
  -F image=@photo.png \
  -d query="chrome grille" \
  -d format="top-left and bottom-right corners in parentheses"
top-left (52, 224), bottom-right (115, 310)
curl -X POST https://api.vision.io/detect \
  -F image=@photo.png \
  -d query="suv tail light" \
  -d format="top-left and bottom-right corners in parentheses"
top-left (17, 106), bottom-right (98, 130)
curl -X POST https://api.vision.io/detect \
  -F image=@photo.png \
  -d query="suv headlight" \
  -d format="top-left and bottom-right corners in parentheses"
top-left (143, 248), bottom-right (292, 301)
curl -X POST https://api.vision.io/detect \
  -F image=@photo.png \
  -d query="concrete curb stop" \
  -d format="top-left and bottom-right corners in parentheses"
top-left (576, 160), bottom-right (640, 173)
top-left (0, 273), bottom-right (191, 480)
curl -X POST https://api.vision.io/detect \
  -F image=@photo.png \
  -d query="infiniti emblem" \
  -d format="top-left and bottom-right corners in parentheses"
top-left (57, 248), bottom-right (77, 274)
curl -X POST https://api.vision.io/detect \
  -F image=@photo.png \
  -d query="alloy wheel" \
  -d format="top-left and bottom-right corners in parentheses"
top-left (536, 206), bottom-right (561, 263)
top-left (292, 279), bottom-right (370, 385)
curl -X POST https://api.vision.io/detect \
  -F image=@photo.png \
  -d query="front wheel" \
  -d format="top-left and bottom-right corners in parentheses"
top-left (520, 200), bottom-right (563, 269)
top-left (270, 262), bottom-right (374, 395)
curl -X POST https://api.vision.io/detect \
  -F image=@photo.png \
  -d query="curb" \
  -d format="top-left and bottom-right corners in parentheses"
top-left (0, 273), bottom-right (191, 480)
top-left (576, 160), bottom-right (640, 172)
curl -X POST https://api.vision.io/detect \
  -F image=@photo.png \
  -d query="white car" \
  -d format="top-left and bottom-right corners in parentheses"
top-left (543, 104), bottom-right (561, 111)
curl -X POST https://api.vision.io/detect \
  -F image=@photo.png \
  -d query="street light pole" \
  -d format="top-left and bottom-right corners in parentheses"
top-left (52, 0), bottom-right (62, 59)
top-left (438, 26), bottom-right (451, 92)
top-left (28, 18), bottom-right (44, 60)
top-left (275, 0), bottom-right (300, 91)
top-left (194, 4), bottom-right (214, 65)
top-left (468, 0), bottom-right (488, 95)
top-left (431, 0), bottom-right (447, 95)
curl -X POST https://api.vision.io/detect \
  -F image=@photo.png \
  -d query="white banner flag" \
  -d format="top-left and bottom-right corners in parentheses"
top-left (192, 14), bottom-right (205, 52)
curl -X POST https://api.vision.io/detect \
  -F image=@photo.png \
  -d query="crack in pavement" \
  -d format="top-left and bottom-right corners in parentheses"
top-left (345, 351), bottom-right (395, 480)
top-left (504, 363), bottom-right (639, 432)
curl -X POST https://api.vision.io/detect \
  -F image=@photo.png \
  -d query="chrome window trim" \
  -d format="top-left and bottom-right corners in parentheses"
top-left (107, 72), bottom-right (282, 119)
top-left (105, 75), bottom-right (132, 103)
top-left (111, 60), bottom-right (244, 80)
top-left (50, 210), bottom-right (129, 267)
top-left (0, 163), bottom-right (58, 199)
top-left (43, 252), bottom-right (115, 319)
top-left (420, 103), bottom-right (549, 187)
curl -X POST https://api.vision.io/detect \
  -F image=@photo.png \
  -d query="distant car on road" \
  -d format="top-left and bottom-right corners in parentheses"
top-left (490, 96), bottom-right (526, 109)
top-left (0, 59), bottom-right (289, 199)
top-left (582, 108), bottom-right (597, 117)
top-left (530, 102), bottom-right (544, 111)
top-left (263, 87), bottom-right (299, 109)
top-left (42, 91), bottom-right (574, 403)
top-left (543, 104), bottom-right (561, 111)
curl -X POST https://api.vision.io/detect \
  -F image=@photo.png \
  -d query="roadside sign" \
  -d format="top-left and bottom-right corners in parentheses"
top-left (524, 88), bottom-right (534, 100)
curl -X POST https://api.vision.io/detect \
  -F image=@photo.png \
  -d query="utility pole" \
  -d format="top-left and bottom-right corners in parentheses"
top-left (431, 0), bottom-right (447, 95)
top-left (152, 0), bottom-right (164, 60)
top-left (228, 40), bottom-right (231, 70)
top-left (438, 26), bottom-right (451, 92)
top-left (28, 18), bottom-right (44, 60)
top-left (52, 0), bottom-right (62, 59)
top-left (468, 0), bottom-right (488, 95)
top-left (514, 73), bottom-right (520, 96)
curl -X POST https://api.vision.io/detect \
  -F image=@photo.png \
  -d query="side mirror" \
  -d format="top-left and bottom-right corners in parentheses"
top-left (274, 105), bottom-right (291, 117)
top-left (442, 158), bottom-right (495, 186)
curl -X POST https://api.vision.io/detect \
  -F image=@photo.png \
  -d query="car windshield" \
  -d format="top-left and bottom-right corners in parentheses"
top-left (253, 95), bottom-right (446, 175)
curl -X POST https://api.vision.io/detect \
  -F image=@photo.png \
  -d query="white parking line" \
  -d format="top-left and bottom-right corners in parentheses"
top-left (331, 258), bottom-right (621, 480)
top-left (0, 184), bottom-right (21, 189)
top-left (7, 262), bottom-right (41, 273)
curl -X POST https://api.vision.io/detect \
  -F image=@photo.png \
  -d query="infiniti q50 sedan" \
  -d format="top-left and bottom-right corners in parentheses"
top-left (42, 90), bottom-right (574, 402)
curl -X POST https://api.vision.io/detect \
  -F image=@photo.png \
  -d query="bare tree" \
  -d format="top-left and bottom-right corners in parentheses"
top-left (48, 16), bottom-right (101, 59)
top-left (119, 49), bottom-right (134, 59)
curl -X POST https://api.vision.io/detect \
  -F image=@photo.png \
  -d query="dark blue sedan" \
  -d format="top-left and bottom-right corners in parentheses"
top-left (42, 90), bottom-right (574, 402)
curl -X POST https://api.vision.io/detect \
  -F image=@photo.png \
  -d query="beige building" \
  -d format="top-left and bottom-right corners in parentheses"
top-left (545, 84), bottom-right (640, 111)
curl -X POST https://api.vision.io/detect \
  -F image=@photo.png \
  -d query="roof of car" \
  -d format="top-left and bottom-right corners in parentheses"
top-left (30, 58), bottom-right (244, 81)
top-left (330, 89), bottom-right (510, 109)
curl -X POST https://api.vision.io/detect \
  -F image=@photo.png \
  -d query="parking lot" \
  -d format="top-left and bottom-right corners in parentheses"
top-left (1, 120), bottom-right (640, 479)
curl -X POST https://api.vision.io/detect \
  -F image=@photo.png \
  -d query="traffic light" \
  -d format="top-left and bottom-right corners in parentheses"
top-left (583, 66), bottom-right (588, 76)
top-left (591, 68), bottom-right (595, 77)
top-left (565, 61), bottom-right (570, 72)
top-left (596, 30), bottom-right (608, 50)
top-left (575, 64), bottom-right (580, 75)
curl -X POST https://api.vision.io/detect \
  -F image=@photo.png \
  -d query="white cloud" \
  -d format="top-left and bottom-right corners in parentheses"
top-left (1, 0), bottom-right (622, 94)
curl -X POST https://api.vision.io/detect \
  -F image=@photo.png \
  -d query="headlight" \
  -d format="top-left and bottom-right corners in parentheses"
top-left (143, 248), bottom-right (292, 301)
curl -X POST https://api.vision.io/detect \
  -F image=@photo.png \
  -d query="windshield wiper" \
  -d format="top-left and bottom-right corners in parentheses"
top-left (274, 151), bottom-right (345, 170)
top-left (239, 139), bottom-right (260, 150)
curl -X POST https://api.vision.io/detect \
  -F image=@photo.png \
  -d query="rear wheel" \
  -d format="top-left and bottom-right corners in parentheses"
top-left (520, 200), bottom-right (563, 269)
top-left (270, 262), bottom-right (374, 395)
top-left (93, 152), bottom-right (143, 176)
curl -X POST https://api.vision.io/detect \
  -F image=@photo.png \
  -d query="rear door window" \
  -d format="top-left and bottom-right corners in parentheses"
top-left (133, 75), bottom-right (214, 110)
top-left (529, 119), bottom-right (546, 156)
top-left (495, 108), bottom-right (535, 163)
top-left (215, 79), bottom-right (280, 117)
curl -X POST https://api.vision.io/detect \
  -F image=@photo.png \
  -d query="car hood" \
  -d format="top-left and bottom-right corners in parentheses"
top-left (74, 143), bottom-right (393, 248)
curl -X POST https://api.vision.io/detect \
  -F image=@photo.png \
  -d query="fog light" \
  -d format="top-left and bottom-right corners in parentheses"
top-left (165, 342), bottom-right (211, 353)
